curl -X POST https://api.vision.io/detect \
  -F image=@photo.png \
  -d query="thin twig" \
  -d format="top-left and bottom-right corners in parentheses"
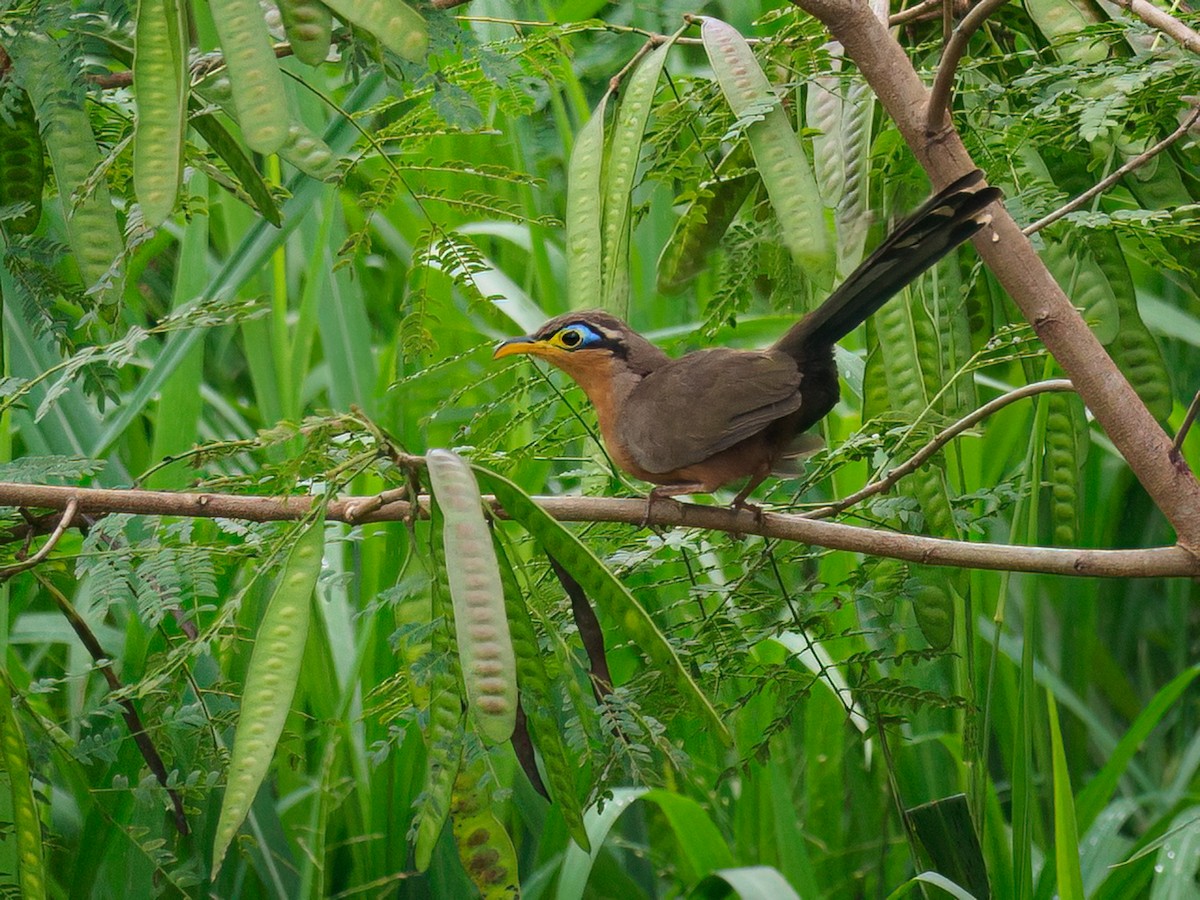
top-left (890, 0), bottom-right (948, 25)
top-left (90, 42), bottom-right (298, 90)
top-left (2, 481), bottom-right (1198, 578)
top-left (607, 36), bottom-right (660, 94)
top-left (0, 498), bottom-right (77, 582)
top-left (806, 380), bottom-right (1075, 519)
top-left (34, 573), bottom-right (190, 835)
top-left (1174, 387), bottom-right (1200, 453)
top-left (926, 0), bottom-right (1011, 134)
top-left (1024, 105), bottom-right (1200, 235)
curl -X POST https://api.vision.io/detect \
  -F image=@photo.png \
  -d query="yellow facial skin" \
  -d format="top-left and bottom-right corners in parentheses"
top-left (492, 326), bottom-right (590, 360)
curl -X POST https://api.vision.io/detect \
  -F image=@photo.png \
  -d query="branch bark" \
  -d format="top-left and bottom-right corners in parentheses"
top-left (788, 0), bottom-right (1200, 551)
top-left (1, 482), bottom-right (1196, 579)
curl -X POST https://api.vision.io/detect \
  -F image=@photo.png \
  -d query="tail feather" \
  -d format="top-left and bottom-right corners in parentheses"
top-left (773, 169), bottom-right (1003, 358)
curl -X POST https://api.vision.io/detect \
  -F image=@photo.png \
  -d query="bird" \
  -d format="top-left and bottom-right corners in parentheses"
top-left (493, 169), bottom-right (1002, 513)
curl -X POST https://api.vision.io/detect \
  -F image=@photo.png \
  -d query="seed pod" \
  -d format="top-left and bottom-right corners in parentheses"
top-left (702, 16), bottom-right (833, 280)
top-left (1044, 391), bottom-right (1086, 546)
top-left (133, 0), bottom-right (188, 227)
top-left (209, 0), bottom-right (291, 153)
top-left (914, 582), bottom-right (954, 651)
top-left (278, 0), bottom-right (332, 66)
top-left (450, 761), bottom-right (520, 899)
top-left (414, 538), bottom-right (465, 872)
top-left (600, 37), bottom-right (677, 314)
top-left (566, 93), bottom-right (607, 310)
top-left (0, 87), bottom-right (44, 235)
top-left (23, 37), bottom-right (126, 308)
top-left (212, 516), bottom-right (324, 873)
top-left (0, 679), bottom-right (47, 900)
top-left (319, 0), bottom-right (428, 61)
top-left (427, 449), bottom-right (517, 744)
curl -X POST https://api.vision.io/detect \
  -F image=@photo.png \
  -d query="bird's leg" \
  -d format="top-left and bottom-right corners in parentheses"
top-left (641, 483), bottom-right (708, 528)
top-left (730, 473), bottom-right (769, 523)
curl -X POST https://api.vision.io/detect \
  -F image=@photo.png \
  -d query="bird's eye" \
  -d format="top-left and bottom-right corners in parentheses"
top-left (559, 328), bottom-right (583, 348)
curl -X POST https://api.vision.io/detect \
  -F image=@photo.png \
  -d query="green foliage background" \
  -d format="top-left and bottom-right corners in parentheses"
top-left (0, 0), bottom-right (1198, 896)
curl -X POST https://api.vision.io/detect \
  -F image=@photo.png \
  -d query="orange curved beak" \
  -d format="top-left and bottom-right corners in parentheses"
top-left (493, 336), bottom-right (540, 359)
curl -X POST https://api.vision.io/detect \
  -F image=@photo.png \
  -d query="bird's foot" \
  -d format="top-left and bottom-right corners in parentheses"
top-left (731, 497), bottom-right (765, 526)
top-left (639, 493), bottom-right (661, 529)
top-left (730, 475), bottom-right (768, 524)
top-left (641, 483), bottom-right (707, 528)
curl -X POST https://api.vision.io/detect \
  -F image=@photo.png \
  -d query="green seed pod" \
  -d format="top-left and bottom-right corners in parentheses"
top-left (209, 0), bottom-right (291, 153)
top-left (1085, 230), bottom-right (1172, 421)
top-left (133, 0), bottom-right (188, 227)
top-left (319, 0), bottom-right (428, 61)
top-left (212, 516), bottom-right (324, 873)
top-left (278, 0), bottom-right (333, 66)
top-left (23, 37), bottom-right (125, 308)
top-left (1044, 391), bottom-right (1086, 545)
top-left (0, 87), bottom-right (45, 235)
top-left (702, 16), bottom-right (833, 281)
top-left (600, 38), bottom-right (677, 314)
top-left (413, 547), bottom-right (465, 873)
top-left (450, 761), bottom-right (520, 899)
top-left (0, 679), bottom-right (47, 900)
top-left (1040, 233), bottom-right (1119, 345)
top-left (427, 449), bottom-right (517, 745)
top-left (566, 93), bottom-right (607, 311)
top-left (914, 582), bottom-right (954, 651)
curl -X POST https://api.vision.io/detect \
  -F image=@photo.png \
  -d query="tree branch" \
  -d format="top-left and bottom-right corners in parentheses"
top-left (890, 0), bottom-right (949, 27)
top-left (0, 498), bottom-right (76, 582)
top-left (787, 0), bottom-right (1200, 551)
top-left (926, 0), bottom-right (1011, 134)
top-left (1, 481), bottom-right (1196, 578)
top-left (806, 379), bottom-right (1076, 519)
top-left (1175, 387), bottom-right (1200, 453)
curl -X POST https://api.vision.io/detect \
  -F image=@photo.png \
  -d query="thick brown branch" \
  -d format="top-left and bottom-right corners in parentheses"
top-left (788, 0), bottom-right (1200, 550)
top-left (1, 482), bottom-right (1196, 578)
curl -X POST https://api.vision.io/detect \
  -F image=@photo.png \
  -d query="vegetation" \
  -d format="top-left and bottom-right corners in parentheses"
top-left (0, 0), bottom-right (1198, 896)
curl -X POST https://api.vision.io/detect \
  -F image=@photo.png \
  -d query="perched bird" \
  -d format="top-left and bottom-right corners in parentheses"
top-left (493, 169), bottom-right (1002, 511)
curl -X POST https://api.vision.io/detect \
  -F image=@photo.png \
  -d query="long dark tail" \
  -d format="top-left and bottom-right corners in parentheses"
top-left (772, 169), bottom-right (1002, 358)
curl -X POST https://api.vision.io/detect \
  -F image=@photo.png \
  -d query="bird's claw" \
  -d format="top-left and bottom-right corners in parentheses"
top-left (732, 498), bottom-right (765, 526)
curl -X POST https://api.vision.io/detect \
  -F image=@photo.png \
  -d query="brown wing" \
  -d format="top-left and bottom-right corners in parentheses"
top-left (616, 348), bottom-right (802, 474)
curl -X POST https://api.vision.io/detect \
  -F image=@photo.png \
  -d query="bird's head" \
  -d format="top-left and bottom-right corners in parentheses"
top-left (492, 310), bottom-right (668, 390)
